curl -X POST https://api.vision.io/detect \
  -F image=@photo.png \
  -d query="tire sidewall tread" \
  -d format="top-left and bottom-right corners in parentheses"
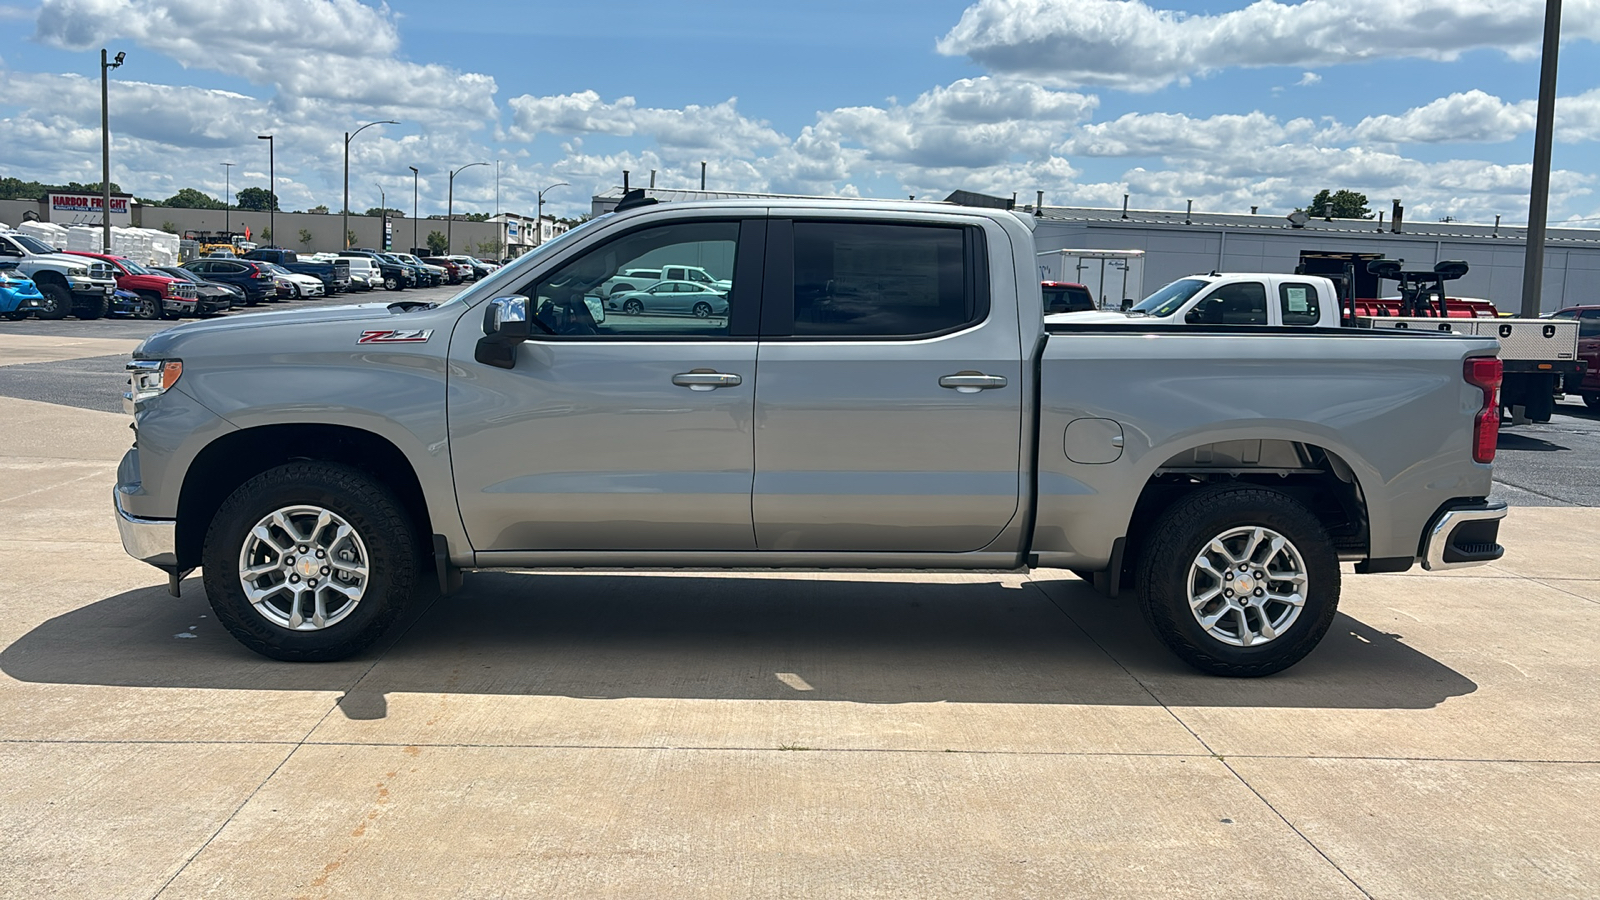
top-left (201, 462), bottom-right (417, 662)
top-left (1136, 484), bottom-right (1341, 677)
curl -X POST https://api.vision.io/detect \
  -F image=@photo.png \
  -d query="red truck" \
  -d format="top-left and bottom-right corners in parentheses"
top-left (1550, 306), bottom-right (1600, 411)
top-left (65, 251), bottom-right (198, 319)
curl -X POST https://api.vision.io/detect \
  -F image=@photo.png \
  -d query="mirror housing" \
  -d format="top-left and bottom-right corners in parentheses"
top-left (475, 296), bottom-right (531, 369)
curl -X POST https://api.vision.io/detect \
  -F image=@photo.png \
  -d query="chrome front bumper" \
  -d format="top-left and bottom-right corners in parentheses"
top-left (1421, 500), bottom-right (1509, 571)
top-left (114, 489), bottom-right (178, 570)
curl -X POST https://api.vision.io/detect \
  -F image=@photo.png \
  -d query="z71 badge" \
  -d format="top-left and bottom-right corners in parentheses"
top-left (357, 329), bottom-right (433, 344)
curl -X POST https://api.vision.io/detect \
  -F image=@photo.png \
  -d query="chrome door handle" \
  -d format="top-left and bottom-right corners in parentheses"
top-left (672, 371), bottom-right (742, 391)
top-left (939, 372), bottom-right (1008, 393)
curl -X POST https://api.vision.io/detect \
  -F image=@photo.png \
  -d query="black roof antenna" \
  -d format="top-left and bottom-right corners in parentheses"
top-left (614, 188), bottom-right (658, 213)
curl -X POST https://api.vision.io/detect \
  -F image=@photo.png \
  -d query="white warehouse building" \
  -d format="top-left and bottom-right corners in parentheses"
top-left (1029, 204), bottom-right (1600, 314)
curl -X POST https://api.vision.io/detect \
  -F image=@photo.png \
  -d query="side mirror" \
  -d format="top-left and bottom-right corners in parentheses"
top-left (474, 296), bottom-right (531, 369)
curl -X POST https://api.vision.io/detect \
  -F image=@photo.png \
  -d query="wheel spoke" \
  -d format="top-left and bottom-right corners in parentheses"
top-left (331, 559), bottom-right (369, 579)
top-left (242, 562), bottom-right (279, 580)
top-left (1233, 608), bottom-right (1254, 646)
top-left (1207, 538), bottom-right (1239, 565)
top-left (1243, 527), bottom-right (1266, 564)
top-left (252, 524), bottom-right (291, 554)
top-left (1266, 590), bottom-right (1306, 608)
top-left (311, 510), bottom-right (333, 546)
top-left (271, 510), bottom-right (305, 545)
top-left (1190, 586), bottom-right (1223, 609)
top-left (312, 591), bottom-right (329, 629)
top-left (1251, 601), bottom-right (1279, 641)
top-left (1198, 607), bottom-right (1231, 632)
top-left (285, 589), bottom-right (305, 629)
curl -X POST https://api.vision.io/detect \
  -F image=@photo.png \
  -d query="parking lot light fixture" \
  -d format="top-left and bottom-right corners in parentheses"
top-left (343, 120), bottom-right (399, 250)
top-left (257, 135), bottom-right (274, 246)
top-left (375, 183), bottom-right (386, 250)
top-left (536, 182), bottom-right (568, 247)
top-left (409, 166), bottom-right (419, 254)
top-left (447, 162), bottom-right (489, 252)
top-left (100, 49), bottom-right (126, 253)
top-left (222, 162), bottom-right (235, 237)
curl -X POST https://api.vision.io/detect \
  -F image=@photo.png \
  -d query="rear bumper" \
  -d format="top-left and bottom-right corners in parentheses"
top-left (1421, 500), bottom-right (1508, 571)
top-left (114, 488), bottom-right (178, 572)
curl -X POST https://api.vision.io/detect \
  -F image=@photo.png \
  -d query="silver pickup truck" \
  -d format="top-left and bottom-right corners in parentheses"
top-left (114, 198), bottom-right (1508, 676)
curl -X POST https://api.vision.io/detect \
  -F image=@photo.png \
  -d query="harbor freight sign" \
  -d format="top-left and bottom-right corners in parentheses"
top-left (47, 192), bottom-right (133, 227)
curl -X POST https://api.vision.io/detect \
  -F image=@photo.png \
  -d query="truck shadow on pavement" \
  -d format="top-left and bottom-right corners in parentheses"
top-left (1, 570), bottom-right (1476, 719)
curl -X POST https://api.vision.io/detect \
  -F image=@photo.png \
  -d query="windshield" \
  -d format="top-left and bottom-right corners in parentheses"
top-left (262, 263), bottom-right (290, 275)
top-left (117, 258), bottom-right (152, 275)
top-left (161, 267), bottom-right (198, 282)
top-left (1130, 278), bottom-right (1210, 317)
top-left (12, 235), bottom-right (57, 255)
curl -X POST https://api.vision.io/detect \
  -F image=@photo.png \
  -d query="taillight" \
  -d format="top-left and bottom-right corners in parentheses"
top-left (249, 268), bottom-right (262, 279)
top-left (1464, 357), bottom-right (1502, 464)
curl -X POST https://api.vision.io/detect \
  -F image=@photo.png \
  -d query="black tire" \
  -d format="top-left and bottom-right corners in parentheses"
top-left (1585, 394), bottom-right (1600, 412)
top-left (36, 282), bottom-right (72, 320)
top-left (384, 275), bottom-right (401, 291)
top-left (74, 292), bottom-right (108, 320)
top-left (1136, 484), bottom-right (1341, 677)
top-left (622, 299), bottom-right (643, 315)
top-left (692, 302), bottom-right (713, 318)
top-left (132, 292), bottom-right (162, 320)
top-left (3, 309), bottom-right (29, 321)
top-left (201, 462), bottom-right (418, 662)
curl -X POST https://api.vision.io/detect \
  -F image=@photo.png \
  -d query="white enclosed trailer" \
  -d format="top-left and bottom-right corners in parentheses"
top-left (1036, 249), bottom-right (1145, 310)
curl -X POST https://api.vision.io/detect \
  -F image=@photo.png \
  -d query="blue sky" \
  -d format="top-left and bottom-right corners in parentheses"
top-left (1, 0), bottom-right (1598, 225)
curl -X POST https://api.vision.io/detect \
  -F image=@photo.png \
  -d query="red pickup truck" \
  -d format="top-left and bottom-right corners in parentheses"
top-left (66, 251), bottom-right (199, 319)
top-left (1550, 306), bottom-right (1600, 410)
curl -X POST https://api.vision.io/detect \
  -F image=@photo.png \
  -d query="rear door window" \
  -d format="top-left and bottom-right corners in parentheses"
top-left (1187, 282), bottom-right (1268, 325)
top-left (1278, 282), bottom-right (1322, 325)
top-left (776, 221), bottom-right (986, 338)
top-left (1579, 310), bottom-right (1600, 338)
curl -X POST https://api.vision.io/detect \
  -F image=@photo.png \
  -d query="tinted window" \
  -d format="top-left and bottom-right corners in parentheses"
top-left (790, 222), bottom-right (981, 337)
top-left (1043, 284), bottom-right (1095, 313)
top-left (1278, 282), bottom-right (1321, 325)
top-left (1187, 282), bottom-right (1268, 325)
top-left (1580, 310), bottom-right (1600, 338)
top-left (519, 220), bottom-right (740, 338)
top-left (1131, 278), bottom-right (1207, 317)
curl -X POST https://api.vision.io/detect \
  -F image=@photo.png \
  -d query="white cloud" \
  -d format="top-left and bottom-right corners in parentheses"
top-left (506, 92), bottom-right (786, 158)
top-left (1351, 90), bottom-right (1536, 144)
top-left (937, 0), bottom-right (1600, 91)
top-left (1296, 72), bottom-right (1321, 86)
top-left (34, 0), bottom-right (496, 115)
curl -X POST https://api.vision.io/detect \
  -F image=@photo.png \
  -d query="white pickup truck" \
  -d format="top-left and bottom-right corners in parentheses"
top-left (1046, 273), bottom-right (1341, 328)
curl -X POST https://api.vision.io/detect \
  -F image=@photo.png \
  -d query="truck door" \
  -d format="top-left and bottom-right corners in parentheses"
top-left (751, 217), bottom-right (1023, 552)
top-left (447, 218), bottom-right (762, 551)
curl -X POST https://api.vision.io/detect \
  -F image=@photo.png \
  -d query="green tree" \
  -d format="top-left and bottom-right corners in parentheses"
top-left (235, 186), bottom-right (278, 211)
top-left (306, 204), bottom-right (329, 215)
top-left (259, 227), bottom-right (273, 244)
top-left (364, 207), bottom-right (405, 217)
top-left (1305, 189), bottom-right (1373, 219)
top-left (426, 230), bottom-right (449, 255)
top-left (460, 212), bottom-right (490, 222)
top-left (298, 228), bottom-right (314, 248)
top-left (162, 187), bottom-right (226, 209)
top-left (160, 221), bottom-right (179, 234)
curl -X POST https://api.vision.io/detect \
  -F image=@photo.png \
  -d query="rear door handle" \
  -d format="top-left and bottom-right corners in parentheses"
top-left (673, 371), bottom-right (743, 391)
top-left (939, 372), bottom-right (1008, 393)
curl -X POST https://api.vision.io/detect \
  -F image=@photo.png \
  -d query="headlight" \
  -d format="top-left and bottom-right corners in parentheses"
top-left (126, 359), bottom-right (183, 408)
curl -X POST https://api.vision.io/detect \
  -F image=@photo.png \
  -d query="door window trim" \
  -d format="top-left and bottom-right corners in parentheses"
top-left (513, 217), bottom-right (764, 342)
top-left (758, 218), bottom-right (991, 340)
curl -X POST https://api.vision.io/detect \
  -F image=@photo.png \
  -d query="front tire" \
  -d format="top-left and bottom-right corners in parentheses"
top-left (1585, 393), bottom-right (1600, 412)
top-left (202, 462), bottom-right (418, 662)
top-left (75, 292), bottom-right (108, 320)
top-left (132, 292), bottom-right (162, 320)
top-left (36, 282), bottom-right (72, 320)
top-left (622, 299), bottom-right (643, 315)
top-left (692, 302), bottom-right (713, 318)
top-left (1136, 485), bottom-right (1340, 677)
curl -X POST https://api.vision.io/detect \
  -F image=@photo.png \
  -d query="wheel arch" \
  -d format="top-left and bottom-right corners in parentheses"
top-left (175, 423), bottom-right (435, 570)
top-left (29, 268), bottom-right (69, 288)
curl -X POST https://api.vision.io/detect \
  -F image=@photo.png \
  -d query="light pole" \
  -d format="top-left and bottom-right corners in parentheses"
top-left (222, 162), bottom-right (234, 237)
top-left (344, 120), bottom-right (399, 249)
top-left (494, 159), bottom-right (500, 260)
top-left (257, 134), bottom-right (274, 245)
top-left (536, 181), bottom-right (568, 247)
top-left (99, 49), bottom-right (126, 252)
top-left (374, 183), bottom-right (386, 250)
top-left (408, 166), bottom-right (419, 254)
top-left (447, 161), bottom-right (488, 253)
top-left (1521, 0), bottom-right (1563, 318)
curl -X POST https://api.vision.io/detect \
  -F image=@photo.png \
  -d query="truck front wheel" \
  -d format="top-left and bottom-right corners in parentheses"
top-left (1136, 485), bottom-right (1340, 677)
top-left (35, 282), bottom-right (72, 320)
top-left (202, 462), bottom-right (418, 662)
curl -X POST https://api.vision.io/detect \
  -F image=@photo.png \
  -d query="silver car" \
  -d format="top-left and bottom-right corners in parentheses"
top-left (606, 280), bottom-right (728, 318)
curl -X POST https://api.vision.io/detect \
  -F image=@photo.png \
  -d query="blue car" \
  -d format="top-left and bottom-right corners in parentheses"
top-left (0, 265), bottom-right (45, 320)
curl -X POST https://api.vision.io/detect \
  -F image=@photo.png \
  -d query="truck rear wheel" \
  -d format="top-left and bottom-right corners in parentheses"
top-left (1584, 394), bottom-right (1600, 413)
top-left (1136, 485), bottom-right (1340, 677)
top-left (201, 462), bottom-right (418, 662)
top-left (74, 292), bottom-right (108, 320)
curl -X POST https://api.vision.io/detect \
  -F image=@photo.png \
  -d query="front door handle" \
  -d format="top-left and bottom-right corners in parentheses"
top-left (673, 370), bottom-right (743, 391)
top-left (939, 372), bottom-right (1008, 393)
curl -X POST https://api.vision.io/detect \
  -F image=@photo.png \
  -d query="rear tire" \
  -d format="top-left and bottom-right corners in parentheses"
top-left (202, 462), bottom-right (418, 662)
top-left (1136, 484), bottom-right (1341, 677)
top-left (36, 282), bottom-right (72, 320)
top-left (1585, 393), bottom-right (1600, 412)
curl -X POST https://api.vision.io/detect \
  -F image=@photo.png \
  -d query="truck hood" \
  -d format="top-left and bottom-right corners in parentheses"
top-left (26, 253), bottom-right (98, 274)
top-left (134, 301), bottom-right (426, 357)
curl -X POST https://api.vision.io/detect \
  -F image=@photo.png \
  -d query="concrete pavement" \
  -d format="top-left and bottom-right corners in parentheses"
top-left (1, 329), bottom-right (1597, 899)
